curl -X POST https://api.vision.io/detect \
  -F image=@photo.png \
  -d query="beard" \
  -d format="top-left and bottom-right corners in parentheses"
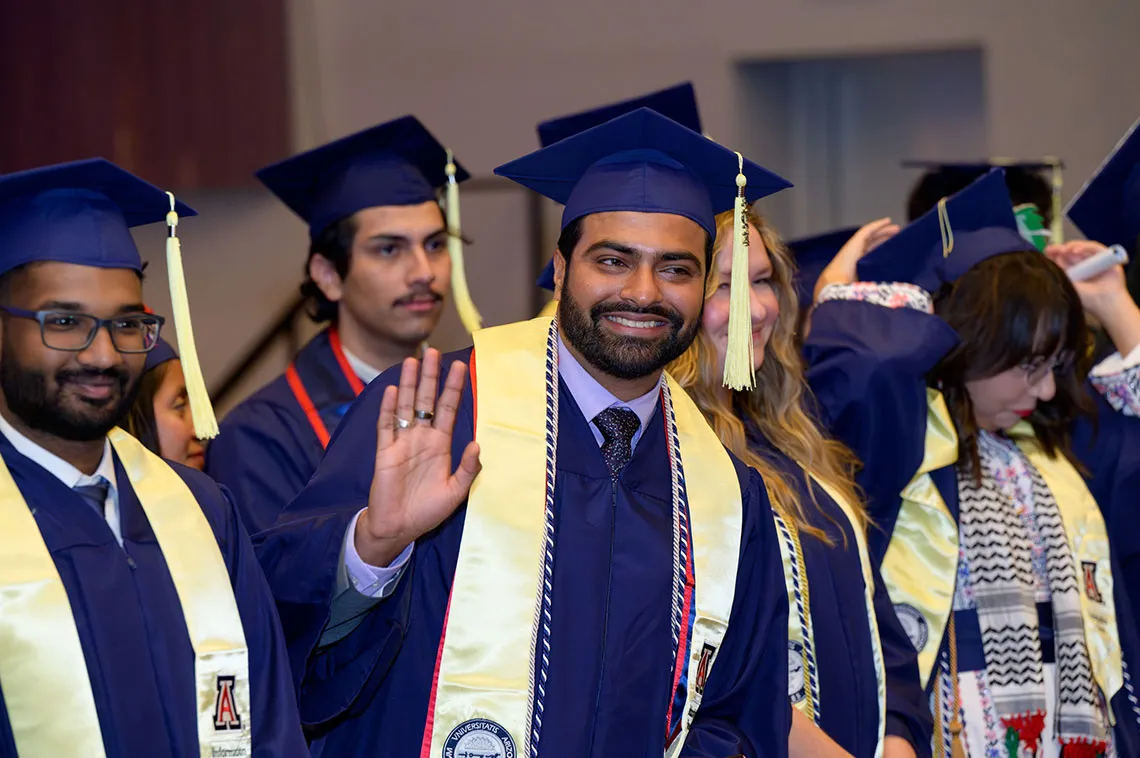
top-left (0, 354), bottom-right (139, 442)
top-left (558, 285), bottom-right (700, 381)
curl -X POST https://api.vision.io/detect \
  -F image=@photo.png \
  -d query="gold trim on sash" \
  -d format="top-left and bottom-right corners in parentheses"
top-left (1012, 425), bottom-right (1123, 715)
top-left (773, 509), bottom-right (818, 719)
top-left (424, 317), bottom-right (743, 758)
top-left (879, 389), bottom-right (960, 688)
top-left (0, 430), bottom-right (250, 757)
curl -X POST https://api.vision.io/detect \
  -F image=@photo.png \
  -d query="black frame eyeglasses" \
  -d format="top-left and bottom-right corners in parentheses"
top-left (0, 306), bottom-right (165, 353)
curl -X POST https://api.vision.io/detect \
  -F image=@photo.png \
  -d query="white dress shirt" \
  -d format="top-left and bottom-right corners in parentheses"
top-left (0, 413), bottom-right (123, 544)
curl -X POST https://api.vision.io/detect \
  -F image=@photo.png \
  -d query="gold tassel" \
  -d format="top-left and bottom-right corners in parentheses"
top-left (938, 198), bottom-right (955, 258)
top-left (445, 149), bottom-right (483, 334)
top-left (1047, 156), bottom-right (1064, 245)
top-left (165, 192), bottom-right (218, 440)
top-left (721, 152), bottom-right (755, 390)
top-left (948, 615), bottom-right (967, 758)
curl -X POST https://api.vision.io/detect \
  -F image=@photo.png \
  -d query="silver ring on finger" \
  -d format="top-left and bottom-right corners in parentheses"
top-left (414, 409), bottom-right (435, 422)
top-left (395, 416), bottom-right (412, 430)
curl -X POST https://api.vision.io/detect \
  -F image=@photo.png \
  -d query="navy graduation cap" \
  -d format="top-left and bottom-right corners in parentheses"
top-left (787, 227), bottom-right (858, 307)
top-left (1066, 116), bottom-right (1140, 251)
top-left (497, 107), bottom-right (790, 238)
top-left (258, 115), bottom-right (484, 333)
top-left (903, 158), bottom-right (1063, 245)
top-left (256, 115), bottom-right (470, 240)
top-left (534, 84), bottom-right (704, 292)
top-left (0, 157), bottom-right (196, 278)
top-left (859, 168), bottom-right (1031, 291)
top-left (144, 337), bottom-right (179, 372)
top-left (0, 157), bottom-right (218, 437)
top-left (536, 82), bottom-right (702, 150)
top-left (497, 107), bottom-right (791, 389)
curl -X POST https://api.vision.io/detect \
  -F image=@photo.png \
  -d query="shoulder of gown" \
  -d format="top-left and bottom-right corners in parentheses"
top-left (206, 375), bottom-right (321, 535)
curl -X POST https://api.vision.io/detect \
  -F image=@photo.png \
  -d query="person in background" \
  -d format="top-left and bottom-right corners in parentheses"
top-left (670, 205), bottom-right (932, 758)
top-left (904, 159), bottom-right (1059, 237)
top-left (806, 169), bottom-right (1140, 757)
top-left (206, 115), bottom-right (479, 535)
top-left (123, 337), bottom-right (205, 469)
top-left (0, 158), bottom-right (305, 757)
top-left (255, 108), bottom-right (797, 757)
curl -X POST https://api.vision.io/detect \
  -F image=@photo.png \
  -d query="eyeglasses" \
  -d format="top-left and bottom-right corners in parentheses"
top-left (0, 306), bottom-right (165, 353)
top-left (1018, 352), bottom-right (1071, 385)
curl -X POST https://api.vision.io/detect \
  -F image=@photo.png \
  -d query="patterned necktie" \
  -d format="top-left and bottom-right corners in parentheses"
top-left (594, 407), bottom-right (641, 477)
top-left (73, 477), bottom-right (110, 518)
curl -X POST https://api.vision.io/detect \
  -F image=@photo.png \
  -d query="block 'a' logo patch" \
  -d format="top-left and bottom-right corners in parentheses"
top-left (1082, 561), bottom-right (1104, 604)
top-left (213, 675), bottom-right (243, 731)
top-left (693, 643), bottom-right (717, 696)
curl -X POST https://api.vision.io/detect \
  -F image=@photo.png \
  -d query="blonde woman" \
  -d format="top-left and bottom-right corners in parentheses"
top-left (669, 206), bottom-right (932, 758)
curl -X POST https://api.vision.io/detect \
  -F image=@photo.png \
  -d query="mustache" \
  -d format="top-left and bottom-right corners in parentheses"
top-left (590, 301), bottom-right (684, 329)
top-left (393, 287), bottom-right (444, 306)
top-left (56, 367), bottom-right (130, 387)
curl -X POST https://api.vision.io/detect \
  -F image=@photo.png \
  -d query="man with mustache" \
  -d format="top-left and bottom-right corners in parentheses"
top-left (207, 116), bottom-right (479, 534)
top-left (256, 109), bottom-right (796, 757)
top-left (0, 158), bottom-right (305, 756)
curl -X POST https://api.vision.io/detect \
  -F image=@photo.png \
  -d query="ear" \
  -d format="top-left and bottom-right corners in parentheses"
top-left (552, 248), bottom-right (567, 301)
top-left (308, 253), bottom-right (345, 305)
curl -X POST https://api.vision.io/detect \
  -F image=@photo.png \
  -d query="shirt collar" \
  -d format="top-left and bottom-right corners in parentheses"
top-left (340, 345), bottom-right (382, 384)
top-left (557, 334), bottom-right (662, 433)
top-left (0, 412), bottom-right (118, 492)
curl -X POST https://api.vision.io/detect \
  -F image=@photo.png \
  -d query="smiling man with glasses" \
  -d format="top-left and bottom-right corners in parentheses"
top-left (0, 158), bottom-right (306, 757)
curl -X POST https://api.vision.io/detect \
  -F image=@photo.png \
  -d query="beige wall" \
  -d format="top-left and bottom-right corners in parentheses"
top-left (151, 0), bottom-right (1140, 411)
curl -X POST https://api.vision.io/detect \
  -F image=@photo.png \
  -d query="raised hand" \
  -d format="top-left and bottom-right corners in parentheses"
top-left (1047, 240), bottom-right (1140, 357)
top-left (1044, 240), bottom-right (1127, 318)
top-left (354, 348), bottom-right (481, 567)
top-left (813, 218), bottom-right (901, 301)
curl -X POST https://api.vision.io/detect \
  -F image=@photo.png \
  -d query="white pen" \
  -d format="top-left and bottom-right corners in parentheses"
top-left (1066, 244), bottom-right (1130, 282)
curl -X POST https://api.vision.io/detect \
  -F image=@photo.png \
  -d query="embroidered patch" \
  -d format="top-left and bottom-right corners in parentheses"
top-left (788, 640), bottom-right (806, 703)
top-left (694, 642), bottom-right (717, 696)
top-left (212, 675), bottom-right (242, 731)
top-left (895, 603), bottom-right (930, 652)
top-left (1083, 561), bottom-right (1105, 604)
top-left (444, 719), bottom-right (516, 758)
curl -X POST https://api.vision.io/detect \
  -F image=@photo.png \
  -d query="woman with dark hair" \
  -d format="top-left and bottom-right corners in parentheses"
top-left (805, 169), bottom-right (1140, 757)
top-left (123, 338), bottom-right (205, 469)
top-left (670, 206), bottom-right (933, 757)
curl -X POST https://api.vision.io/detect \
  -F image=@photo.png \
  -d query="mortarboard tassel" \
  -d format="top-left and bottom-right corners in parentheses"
top-left (165, 192), bottom-right (219, 440)
top-left (445, 149), bottom-right (483, 334)
top-left (722, 152), bottom-right (755, 391)
top-left (938, 197), bottom-right (955, 258)
top-left (1047, 156), bottom-right (1064, 245)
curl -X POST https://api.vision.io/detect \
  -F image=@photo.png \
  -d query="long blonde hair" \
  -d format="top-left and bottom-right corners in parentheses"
top-left (669, 206), bottom-right (865, 541)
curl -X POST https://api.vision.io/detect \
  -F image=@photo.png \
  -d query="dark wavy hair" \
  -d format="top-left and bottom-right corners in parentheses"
top-left (931, 250), bottom-right (1095, 480)
top-left (300, 216), bottom-right (359, 324)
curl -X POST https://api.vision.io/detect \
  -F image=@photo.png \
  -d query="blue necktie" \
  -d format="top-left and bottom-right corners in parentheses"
top-left (594, 407), bottom-right (641, 477)
top-left (73, 477), bottom-right (110, 517)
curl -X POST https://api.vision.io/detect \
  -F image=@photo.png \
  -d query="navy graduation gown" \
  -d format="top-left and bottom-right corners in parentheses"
top-left (255, 347), bottom-right (792, 758)
top-left (207, 329), bottom-right (361, 536)
top-left (746, 432), bottom-right (933, 758)
top-left (0, 437), bottom-right (307, 758)
top-left (803, 298), bottom-right (1140, 752)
